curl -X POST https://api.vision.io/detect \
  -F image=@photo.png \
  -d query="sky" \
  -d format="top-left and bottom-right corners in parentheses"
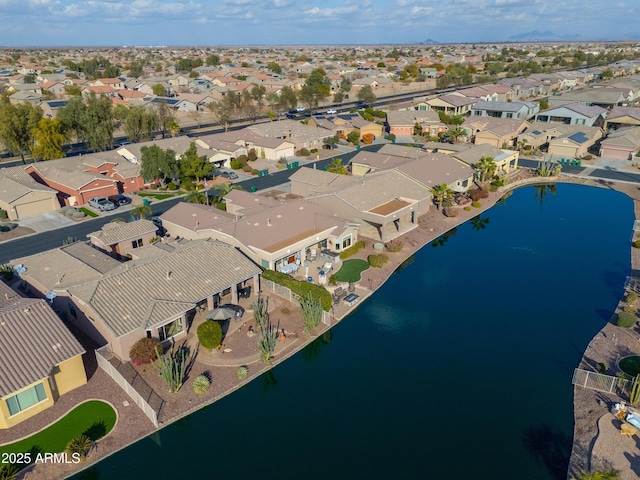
top-left (0, 0), bottom-right (637, 47)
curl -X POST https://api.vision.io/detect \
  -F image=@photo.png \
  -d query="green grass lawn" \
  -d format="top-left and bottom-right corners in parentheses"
top-left (620, 356), bottom-right (640, 377)
top-left (78, 207), bottom-right (98, 218)
top-left (0, 400), bottom-right (117, 456)
top-left (333, 259), bottom-right (369, 283)
top-left (138, 193), bottom-right (175, 200)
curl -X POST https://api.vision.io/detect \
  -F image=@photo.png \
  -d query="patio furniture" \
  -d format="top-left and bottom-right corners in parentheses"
top-left (348, 283), bottom-right (355, 293)
top-left (309, 248), bottom-right (317, 260)
top-left (324, 262), bottom-right (333, 272)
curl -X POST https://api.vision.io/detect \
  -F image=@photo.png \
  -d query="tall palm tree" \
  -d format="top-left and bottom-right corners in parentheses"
top-left (430, 184), bottom-right (453, 210)
top-left (474, 156), bottom-right (496, 183)
top-left (571, 469), bottom-right (620, 480)
top-left (446, 126), bottom-right (466, 144)
top-left (213, 182), bottom-right (244, 203)
top-left (184, 190), bottom-right (207, 204)
top-left (130, 204), bottom-right (152, 221)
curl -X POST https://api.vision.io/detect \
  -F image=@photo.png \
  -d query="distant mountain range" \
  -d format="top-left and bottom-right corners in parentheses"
top-left (508, 30), bottom-right (635, 42)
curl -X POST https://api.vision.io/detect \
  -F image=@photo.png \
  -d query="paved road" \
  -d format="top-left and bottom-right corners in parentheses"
top-left (0, 197), bottom-right (182, 264)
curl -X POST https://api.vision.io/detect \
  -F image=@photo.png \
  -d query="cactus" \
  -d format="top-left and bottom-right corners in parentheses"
top-left (630, 374), bottom-right (640, 406)
top-left (153, 346), bottom-right (187, 393)
top-left (300, 292), bottom-right (322, 337)
top-left (192, 375), bottom-right (210, 395)
top-left (257, 319), bottom-right (278, 364)
top-left (252, 296), bottom-right (270, 331)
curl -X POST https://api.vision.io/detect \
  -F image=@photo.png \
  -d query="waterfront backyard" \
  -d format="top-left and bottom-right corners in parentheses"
top-left (73, 183), bottom-right (634, 480)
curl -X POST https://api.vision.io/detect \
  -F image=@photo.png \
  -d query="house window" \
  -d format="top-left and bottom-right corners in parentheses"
top-left (131, 239), bottom-right (143, 249)
top-left (158, 318), bottom-right (183, 342)
top-left (342, 235), bottom-right (352, 249)
top-left (6, 383), bottom-right (47, 416)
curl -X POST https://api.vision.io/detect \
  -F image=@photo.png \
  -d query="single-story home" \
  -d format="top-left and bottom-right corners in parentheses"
top-left (0, 167), bottom-right (60, 220)
top-left (599, 127), bottom-right (640, 160)
top-left (0, 281), bottom-right (86, 429)
top-left (547, 126), bottom-right (603, 159)
top-left (534, 103), bottom-right (606, 127)
top-left (87, 219), bottom-right (158, 259)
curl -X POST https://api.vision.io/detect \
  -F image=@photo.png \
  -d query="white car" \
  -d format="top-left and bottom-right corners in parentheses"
top-left (296, 106), bottom-right (306, 112)
top-left (88, 196), bottom-right (115, 211)
top-left (326, 109), bottom-right (337, 114)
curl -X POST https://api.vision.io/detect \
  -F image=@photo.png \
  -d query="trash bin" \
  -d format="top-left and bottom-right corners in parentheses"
top-left (142, 199), bottom-right (150, 207)
top-left (250, 186), bottom-right (257, 192)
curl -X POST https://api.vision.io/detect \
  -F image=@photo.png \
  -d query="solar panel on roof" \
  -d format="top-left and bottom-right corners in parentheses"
top-left (568, 132), bottom-right (589, 144)
top-left (47, 101), bottom-right (67, 108)
top-left (532, 130), bottom-right (542, 135)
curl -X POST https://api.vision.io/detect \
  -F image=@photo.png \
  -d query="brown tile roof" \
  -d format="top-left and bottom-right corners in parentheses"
top-left (0, 298), bottom-right (84, 396)
top-left (87, 220), bottom-right (157, 246)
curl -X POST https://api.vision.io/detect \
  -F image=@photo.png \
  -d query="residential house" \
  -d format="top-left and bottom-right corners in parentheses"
top-left (0, 167), bottom-right (60, 220)
top-left (599, 127), bottom-right (640, 160)
top-left (449, 144), bottom-right (519, 177)
top-left (87, 220), bottom-right (158, 259)
top-left (9, 90), bottom-right (43, 106)
top-left (41, 99), bottom-right (68, 118)
top-left (547, 125), bottom-right (603, 159)
top-left (547, 89), bottom-right (626, 109)
top-left (465, 117), bottom-right (529, 148)
top-left (160, 197), bottom-right (359, 271)
top-left (13, 239), bottom-right (262, 362)
top-left (424, 94), bottom-right (477, 115)
top-left (604, 106), bottom-right (640, 131)
top-left (470, 101), bottom-right (539, 120)
top-left (534, 103), bottom-right (606, 126)
top-left (386, 110), bottom-right (448, 138)
top-left (194, 134), bottom-right (248, 168)
top-left (206, 130), bottom-right (295, 161)
top-left (248, 119), bottom-right (335, 151)
top-left (91, 78), bottom-right (125, 90)
top-left (0, 282), bottom-right (86, 429)
top-left (290, 168), bottom-right (432, 242)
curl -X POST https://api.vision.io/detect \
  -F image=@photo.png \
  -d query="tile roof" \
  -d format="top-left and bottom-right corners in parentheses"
top-left (68, 240), bottom-right (262, 337)
top-left (0, 297), bottom-right (84, 396)
top-left (396, 153), bottom-right (474, 187)
top-left (87, 220), bottom-right (157, 246)
top-left (0, 167), bottom-right (57, 203)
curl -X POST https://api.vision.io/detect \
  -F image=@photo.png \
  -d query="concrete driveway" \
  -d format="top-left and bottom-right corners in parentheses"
top-left (16, 211), bottom-right (76, 233)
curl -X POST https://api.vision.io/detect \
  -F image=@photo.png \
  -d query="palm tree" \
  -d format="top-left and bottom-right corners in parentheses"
top-left (446, 126), bottom-right (466, 143)
top-left (327, 158), bottom-right (347, 175)
top-left (430, 184), bottom-right (453, 210)
top-left (516, 138), bottom-right (529, 153)
top-left (184, 190), bottom-right (207, 204)
top-left (130, 204), bottom-right (152, 221)
top-left (474, 156), bottom-right (496, 183)
top-left (213, 182), bottom-right (243, 203)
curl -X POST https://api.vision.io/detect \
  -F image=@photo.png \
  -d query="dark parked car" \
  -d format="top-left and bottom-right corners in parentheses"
top-left (107, 194), bottom-right (132, 206)
top-left (238, 286), bottom-right (251, 298)
top-left (221, 304), bottom-right (245, 319)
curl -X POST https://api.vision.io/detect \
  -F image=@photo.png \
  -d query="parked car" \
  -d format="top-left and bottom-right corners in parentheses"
top-left (221, 304), bottom-right (245, 319)
top-left (107, 194), bottom-right (131, 206)
top-left (326, 109), bottom-right (337, 114)
top-left (285, 112), bottom-right (297, 119)
top-left (238, 286), bottom-right (251, 298)
top-left (219, 171), bottom-right (238, 180)
top-left (296, 106), bottom-right (306, 112)
top-left (88, 196), bottom-right (115, 211)
top-left (151, 216), bottom-right (163, 228)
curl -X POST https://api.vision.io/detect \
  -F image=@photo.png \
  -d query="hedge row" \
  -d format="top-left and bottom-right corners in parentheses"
top-left (340, 240), bottom-right (366, 259)
top-left (261, 269), bottom-right (332, 311)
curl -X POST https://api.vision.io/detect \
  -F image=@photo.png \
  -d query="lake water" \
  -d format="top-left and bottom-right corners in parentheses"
top-left (78, 184), bottom-right (632, 480)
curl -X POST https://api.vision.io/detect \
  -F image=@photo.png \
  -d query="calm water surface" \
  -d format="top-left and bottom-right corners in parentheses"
top-left (79, 184), bottom-right (632, 480)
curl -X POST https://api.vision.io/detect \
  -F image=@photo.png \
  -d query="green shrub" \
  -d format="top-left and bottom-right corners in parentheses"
top-left (261, 269), bottom-right (332, 311)
top-left (634, 240), bottom-right (640, 249)
top-left (0, 209), bottom-right (7, 220)
top-left (167, 182), bottom-right (178, 190)
top-left (617, 311), bottom-right (637, 328)
top-left (340, 240), bottom-right (366, 259)
top-left (471, 201), bottom-right (481, 208)
top-left (464, 206), bottom-right (471, 211)
top-left (248, 148), bottom-right (257, 161)
top-left (129, 337), bottom-right (162, 366)
top-left (65, 435), bottom-right (93, 462)
top-left (237, 366), bottom-right (248, 380)
top-left (197, 321), bottom-right (223, 350)
top-left (237, 154), bottom-right (248, 165)
top-left (627, 292), bottom-right (638, 304)
top-left (624, 305), bottom-right (638, 314)
top-left (596, 362), bottom-right (608, 373)
top-left (489, 184), bottom-right (499, 192)
top-left (368, 254), bottom-right (389, 268)
top-left (584, 154), bottom-right (593, 161)
top-left (310, 148), bottom-right (318, 153)
top-left (0, 222), bottom-right (17, 232)
top-left (242, 164), bottom-right (252, 172)
top-left (276, 162), bottom-right (286, 169)
top-left (193, 375), bottom-right (211, 394)
top-left (230, 160), bottom-right (242, 170)
top-left (250, 168), bottom-right (259, 175)
top-left (385, 239), bottom-right (403, 252)
top-left (296, 148), bottom-right (310, 156)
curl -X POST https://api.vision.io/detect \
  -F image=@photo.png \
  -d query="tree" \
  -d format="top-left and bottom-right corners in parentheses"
top-left (57, 96), bottom-right (86, 143)
top-left (128, 61), bottom-right (143, 78)
top-left (347, 130), bottom-right (360, 145)
top-left (152, 84), bottom-right (167, 97)
top-left (537, 98), bottom-right (549, 111)
top-left (205, 54), bottom-right (220, 66)
top-left (0, 99), bottom-right (42, 162)
top-left (474, 156), bottom-right (496, 182)
top-left (154, 100), bottom-right (174, 139)
top-left (267, 61), bottom-right (282, 74)
top-left (112, 104), bottom-right (129, 128)
top-left (340, 78), bottom-right (352, 92)
top-left (327, 158), bottom-right (347, 174)
top-left (130, 204), bottom-right (152, 221)
top-left (413, 122), bottom-right (422, 136)
top-left (180, 142), bottom-right (213, 182)
top-left (279, 86), bottom-right (298, 111)
top-left (83, 93), bottom-right (114, 152)
top-left (212, 94), bottom-right (240, 132)
top-left (446, 126), bottom-right (466, 144)
top-left (184, 190), bottom-right (207, 204)
top-left (124, 106), bottom-right (157, 142)
top-left (333, 91), bottom-right (344, 103)
top-left (140, 145), bottom-right (178, 187)
top-left (430, 184), bottom-right (453, 210)
top-left (31, 118), bottom-right (65, 161)
top-left (250, 84), bottom-right (266, 108)
top-left (167, 121), bottom-right (180, 137)
top-left (323, 135), bottom-right (339, 149)
top-left (357, 85), bottom-right (376, 104)
top-left (570, 469), bottom-right (620, 480)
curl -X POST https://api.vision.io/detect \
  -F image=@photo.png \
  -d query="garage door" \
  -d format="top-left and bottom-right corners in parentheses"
top-left (600, 147), bottom-right (631, 160)
top-left (14, 198), bottom-right (57, 219)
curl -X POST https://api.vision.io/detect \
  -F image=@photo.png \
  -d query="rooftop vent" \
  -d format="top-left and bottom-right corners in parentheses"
top-left (166, 271), bottom-right (172, 280)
